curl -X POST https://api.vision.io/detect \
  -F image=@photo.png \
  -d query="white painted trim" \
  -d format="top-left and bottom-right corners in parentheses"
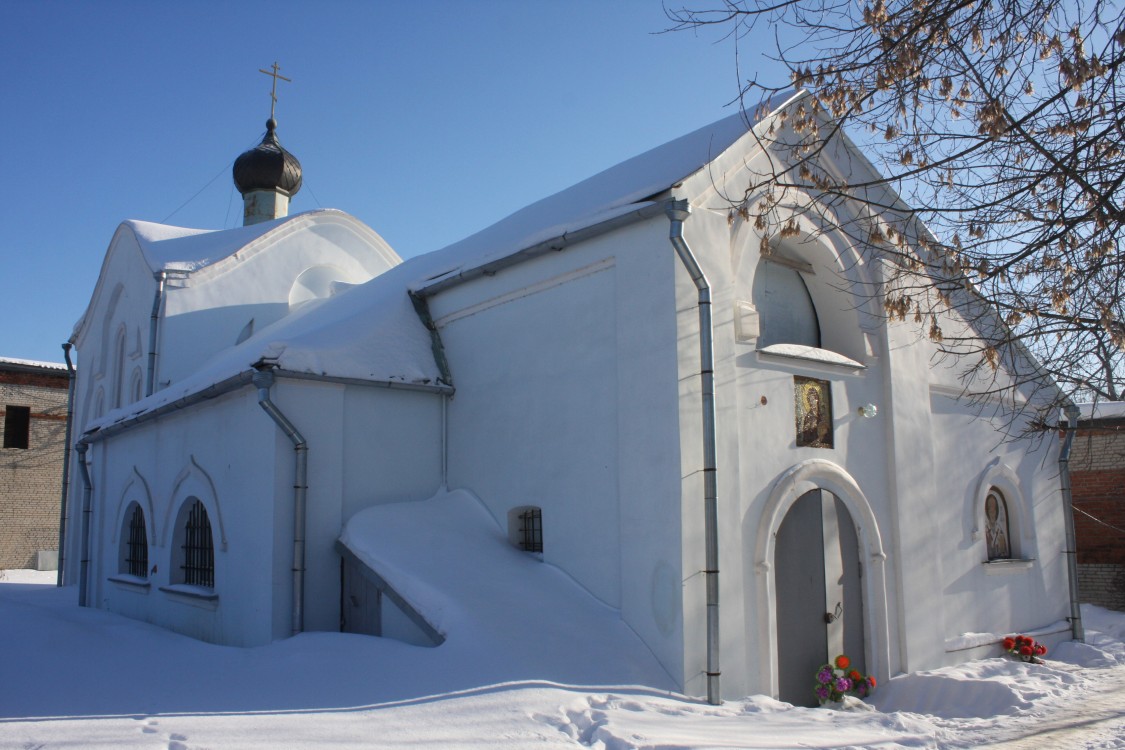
top-left (111, 466), bottom-right (155, 547)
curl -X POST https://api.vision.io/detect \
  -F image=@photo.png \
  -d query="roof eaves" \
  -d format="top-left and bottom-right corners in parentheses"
top-left (411, 200), bottom-right (668, 299)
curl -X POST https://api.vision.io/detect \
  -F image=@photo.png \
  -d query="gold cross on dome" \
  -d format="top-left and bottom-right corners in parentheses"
top-left (258, 61), bottom-right (292, 120)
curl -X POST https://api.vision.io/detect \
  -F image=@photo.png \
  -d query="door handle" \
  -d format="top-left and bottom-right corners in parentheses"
top-left (824, 601), bottom-right (843, 623)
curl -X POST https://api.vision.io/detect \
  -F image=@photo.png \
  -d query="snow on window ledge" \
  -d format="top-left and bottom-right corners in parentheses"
top-left (757, 344), bottom-right (865, 370)
top-left (982, 558), bottom-right (1035, 574)
top-left (107, 574), bottom-right (150, 590)
top-left (159, 583), bottom-right (219, 602)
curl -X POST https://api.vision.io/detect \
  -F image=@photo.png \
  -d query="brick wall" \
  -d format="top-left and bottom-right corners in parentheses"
top-left (0, 369), bottom-right (69, 570)
top-left (1077, 564), bottom-right (1125, 611)
top-left (1070, 422), bottom-right (1125, 610)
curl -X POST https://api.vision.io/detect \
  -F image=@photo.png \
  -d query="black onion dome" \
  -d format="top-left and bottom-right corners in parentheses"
top-left (233, 118), bottom-right (303, 196)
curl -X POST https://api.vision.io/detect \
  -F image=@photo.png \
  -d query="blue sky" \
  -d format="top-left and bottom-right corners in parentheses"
top-left (0, 1), bottom-right (783, 364)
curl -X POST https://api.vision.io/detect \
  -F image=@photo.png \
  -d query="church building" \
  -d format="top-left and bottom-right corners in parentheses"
top-left (62, 91), bottom-right (1077, 704)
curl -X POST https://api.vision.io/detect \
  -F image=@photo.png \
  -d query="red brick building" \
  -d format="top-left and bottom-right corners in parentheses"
top-left (1071, 402), bottom-right (1125, 611)
top-left (0, 357), bottom-right (70, 570)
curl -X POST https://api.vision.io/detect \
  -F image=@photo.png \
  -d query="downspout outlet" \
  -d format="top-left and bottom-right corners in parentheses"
top-left (666, 202), bottom-right (691, 223)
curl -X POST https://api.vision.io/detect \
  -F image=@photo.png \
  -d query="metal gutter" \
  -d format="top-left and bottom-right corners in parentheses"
top-left (273, 366), bottom-right (454, 395)
top-left (146, 271), bottom-right (166, 397)
top-left (76, 441), bottom-right (93, 606)
top-left (81, 371), bottom-right (258, 445)
top-left (1059, 405), bottom-right (1085, 642)
top-left (407, 292), bottom-right (454, 388)
top-left (57, 343), bottom-right (76, 587)
top-left (665, 199), bottom-right (722, 705)
top-left (411, 201), bottom-right (666, 299)
top-left (253, 367), bottom-right (309, 636)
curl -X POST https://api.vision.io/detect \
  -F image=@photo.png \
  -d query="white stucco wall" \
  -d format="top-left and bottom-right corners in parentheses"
top-left (669, 183), bottom-right (1068, 700)
top-left (66, 228), bottom-right (161, 587)
top-left (930, 392), bottom-right (1068, 656)
top-left (266, 378), bottom-right (444, 635)
top-left (84, 388), bottom-right (281, 646)
top-left (432, 217), bottom-right (688, 686)
top-left (77, 376), bottom-right (444, 647)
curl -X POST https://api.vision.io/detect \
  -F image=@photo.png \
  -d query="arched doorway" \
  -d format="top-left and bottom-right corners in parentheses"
top-left (754, 459), bottom-right (891, 703)
top-left (774, 489), bottom-right (865, 706)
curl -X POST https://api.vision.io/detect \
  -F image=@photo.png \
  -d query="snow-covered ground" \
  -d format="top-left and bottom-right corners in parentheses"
top-left (1, 568), bottom-right (1123, 749)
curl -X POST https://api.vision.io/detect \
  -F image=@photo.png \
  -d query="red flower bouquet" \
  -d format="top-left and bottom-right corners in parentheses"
top-left (1003, 634), bottom-right (1047, 663)
top-left (813, 654), bottom-right (876, 705)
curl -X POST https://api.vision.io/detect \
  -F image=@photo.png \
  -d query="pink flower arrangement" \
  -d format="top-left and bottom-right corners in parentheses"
top-left (813, 654), bottom-right (876, 704)
top-left (1003, 634), bottom-right (1047, 663)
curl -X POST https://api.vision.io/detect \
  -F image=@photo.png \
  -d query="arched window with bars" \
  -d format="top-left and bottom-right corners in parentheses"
top-left (120, 502), bottom-right (148, 578)
top-left (174, 498), bottom-right (215, 588)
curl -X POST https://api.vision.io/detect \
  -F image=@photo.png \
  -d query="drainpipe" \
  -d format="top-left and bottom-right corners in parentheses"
top-left (253, 367), bottom-right (308, 636)
top-left (146, 270), bottom-right (166, 397)
top-left (57, 343), bottom-right (76, 587)
top-left (1059, 405), bottom-right (1084, 642)
top-left (76, 440), bottom-right (93, 607)
top-left (666, 199), bottom-right (721, 705)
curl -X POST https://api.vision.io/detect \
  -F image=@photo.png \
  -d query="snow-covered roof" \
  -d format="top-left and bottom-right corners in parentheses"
top-left (1076, 401), bottom-right (1125, 422)
top-left (0, 356), bottom-right (67, 371)
top-left (411, 92), bottom-right (800, 290)
top-left (89, 95), bottom-right (802, 427)
top-left (126, 209), bottom-right (352, 273)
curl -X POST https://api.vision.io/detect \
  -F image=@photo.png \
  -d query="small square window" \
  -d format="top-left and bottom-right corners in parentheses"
top-left (507, 506), bottom-right (543, 553)
top-left (519, 508), bottom-right (543, 553)
top-left (3, 406), bottom-right (30, 449)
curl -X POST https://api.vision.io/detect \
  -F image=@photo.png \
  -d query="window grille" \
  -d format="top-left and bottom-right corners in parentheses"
top-left (519, 507), bottom-right (543, 552)
top-left (2, 405), bottom-right (30, 449)
top-left (181, 499), bottom-right (215, 588)
top-left (126, 505), bottom-right (148, 577)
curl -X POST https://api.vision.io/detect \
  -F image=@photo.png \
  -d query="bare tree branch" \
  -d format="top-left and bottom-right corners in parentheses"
top-left (668, 0), bottom-right (1125, 427)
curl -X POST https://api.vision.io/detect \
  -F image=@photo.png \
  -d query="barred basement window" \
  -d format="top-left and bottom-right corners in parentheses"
top-left (3, 405), bottom-right (30, 449)
top-left (180, 499), bottom-right (215, 588)
top-left (506, 506), bottom-right (544, 553)
top-left (519, 507), bottom-right (543, 552)
top-left (124, 504), bottom-right (149, 577)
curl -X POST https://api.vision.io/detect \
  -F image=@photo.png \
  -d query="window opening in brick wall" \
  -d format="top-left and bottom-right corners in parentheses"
top-left (3, 405), bottom-right (30, 449)
top-left (180, 499), bottom-right (215, 588)
top-left (124, 504), bottom-right (149, 577)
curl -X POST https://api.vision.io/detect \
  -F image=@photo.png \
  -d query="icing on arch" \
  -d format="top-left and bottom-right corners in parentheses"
top-left (111, 466), bottom-right (155, 546)
top-left (163, 456), bottom-right (227, 550)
